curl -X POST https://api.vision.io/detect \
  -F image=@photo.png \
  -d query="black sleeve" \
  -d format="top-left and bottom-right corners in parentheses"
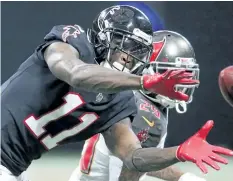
top-left (36, 24), bottom-right (96, 64)
top-left (97, 91), bottom-right (138, 134)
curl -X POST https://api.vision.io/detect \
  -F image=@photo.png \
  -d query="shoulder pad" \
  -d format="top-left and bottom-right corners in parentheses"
top-left (44, 25), bottom-right (95, 63)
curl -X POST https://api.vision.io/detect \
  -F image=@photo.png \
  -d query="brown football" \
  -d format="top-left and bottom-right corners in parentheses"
top-left (218, 66), bottom-right (233, 108)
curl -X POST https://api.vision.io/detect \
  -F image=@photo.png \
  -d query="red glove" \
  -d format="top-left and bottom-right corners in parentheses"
top-left (176, 120), bottom-right (233, 174)
top-left (142, 70), bottom-right (199, 101)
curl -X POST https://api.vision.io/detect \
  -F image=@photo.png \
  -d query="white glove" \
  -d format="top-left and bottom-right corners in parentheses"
top-left (179, 173), bottom-right (207, 181)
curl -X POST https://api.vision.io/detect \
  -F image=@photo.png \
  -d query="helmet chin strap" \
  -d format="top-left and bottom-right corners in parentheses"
top-left (157, 94), bottom-right (188, 114)
top-left (175, 101), bottom-right (187, 114)
top-left (141, 92), bottom-right (188, 114)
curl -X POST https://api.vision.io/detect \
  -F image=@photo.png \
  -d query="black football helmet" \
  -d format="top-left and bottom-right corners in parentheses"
top-left (142, 30), bottom-right (200, 113)
top-left (87, 5), bottom-right (153, 73)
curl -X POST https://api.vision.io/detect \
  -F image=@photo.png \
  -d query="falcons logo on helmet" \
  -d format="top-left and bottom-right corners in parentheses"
top-left (137, 127), bottom-right (150, 143)
top-left (62, 25), bottom-right (84, 42)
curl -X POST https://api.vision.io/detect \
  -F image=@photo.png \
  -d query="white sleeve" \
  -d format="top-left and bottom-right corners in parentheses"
top-left (108, 155), bottom-right (123, 181)
top-left (69, 134), bottom-right (111, 181)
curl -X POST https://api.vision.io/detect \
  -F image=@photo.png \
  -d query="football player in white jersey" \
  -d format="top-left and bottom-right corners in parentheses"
top-left (68, 30), bottom-right (209, 181)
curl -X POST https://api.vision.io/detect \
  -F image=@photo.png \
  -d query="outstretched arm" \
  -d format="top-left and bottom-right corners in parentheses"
top-left (103, 119), bottom-right (233, 173)
top-left (102, 117), bottom-right (179, 172)
top-left (118, 165), bottom-right (183, 181)
top-left (44, 42), bottom-right (141, 93)
top-left (44, 42), bottom-right (199, 100)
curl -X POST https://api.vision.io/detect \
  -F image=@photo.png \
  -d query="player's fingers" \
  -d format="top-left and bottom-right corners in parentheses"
top-left (212, 146), bottom-right (233, 156)
top-left (163, 69), bottom-right (174, 79)
top-left (203, 157), bottom-right (220, 170)
top-left (173, 91), bottom-right (189, 101)
top-left (176, 72), bottom-right (194, 79)
top-left (177, 75), bottom-right (193, 80)
top-left (195, 120), bottom-right (214, 139)
top-left (181, 72), bottom-right (194, 76)
top-left (173, 72), bottom-right (193, 79)
top-left (209, 153), bottom-right (228, 164)
top-left (169, 70), bottom-right (186, 78)
top-left (177, 78), bottom-right (200, 85)
top-left (196, 161), bottom-right (208, 174)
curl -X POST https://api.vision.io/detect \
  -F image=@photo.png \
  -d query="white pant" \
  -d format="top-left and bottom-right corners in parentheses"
top-left (0, 165), bottom-right (30, 181)
top-left (69, 134), bottom-right (152, 181)
top-left (69, 134), bottom-right (123, 181)
top-left (69, 127), bottom-right (167, 181)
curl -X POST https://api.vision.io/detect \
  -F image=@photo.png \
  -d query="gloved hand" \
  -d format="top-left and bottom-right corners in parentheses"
top-left (141, 69), bottom-right (199, 101)
top-left (176, 120), bottom-right (233, 174)
top-left (179, 173), bottom-right (206, 181)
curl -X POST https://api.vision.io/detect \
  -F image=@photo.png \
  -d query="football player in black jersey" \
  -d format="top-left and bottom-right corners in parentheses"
top-left (1, 5), bottom-right (231, 181)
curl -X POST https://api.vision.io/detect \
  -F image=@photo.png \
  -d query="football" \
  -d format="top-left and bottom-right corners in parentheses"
top-left (218, 66), bottom-right (233, 107)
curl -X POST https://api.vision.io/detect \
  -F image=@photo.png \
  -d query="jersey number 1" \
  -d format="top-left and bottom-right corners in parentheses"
top-left (24, 93), bottom-right (99, 150)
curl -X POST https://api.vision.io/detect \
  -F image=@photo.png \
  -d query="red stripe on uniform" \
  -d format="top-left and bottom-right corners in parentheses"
top-left (80, 134), bottom-right (100, 174)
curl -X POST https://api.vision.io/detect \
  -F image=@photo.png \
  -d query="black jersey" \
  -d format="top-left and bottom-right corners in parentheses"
top-left (1, 25), bottom-right (137, 176)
